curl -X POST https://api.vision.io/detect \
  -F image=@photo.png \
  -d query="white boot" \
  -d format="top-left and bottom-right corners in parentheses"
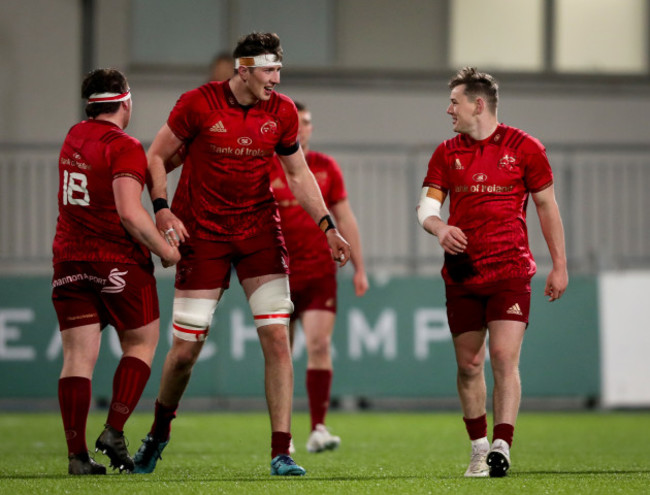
top-left (306, 424), bottom-right (341, 453)
top-left (464, 437), bottom-right (489, 477)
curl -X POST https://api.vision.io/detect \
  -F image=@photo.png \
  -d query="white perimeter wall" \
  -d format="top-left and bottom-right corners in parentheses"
top-left (600, 271), bottom-right (650, 408)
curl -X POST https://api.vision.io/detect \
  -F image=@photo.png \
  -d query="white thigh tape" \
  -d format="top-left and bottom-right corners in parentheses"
top-left (248, 277), bottom-right (294, 328)
top-left (172, 297), bottom-right (218, 342)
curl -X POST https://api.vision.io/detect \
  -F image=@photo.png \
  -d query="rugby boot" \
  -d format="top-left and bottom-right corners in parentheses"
top-left (133, 434), bottom-right (169, 474)
top-left (487, 438), bottom-right (511, 478)
top-left (68, 451), bottom-right (107, 475)
top-left (270, 454), bottom-right (306, 476)
top-left (95, 424), bottom-right (134, 473)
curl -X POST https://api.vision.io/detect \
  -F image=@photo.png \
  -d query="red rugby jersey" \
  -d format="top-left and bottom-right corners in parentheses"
top-left (52, 120), bottom-right (150, 265)
top-left (423, 124), bottom-right (553, 285)
top-left (270, 151), bottom-right (347, 278)
top-left (168, 80), bottom-right (299, 240)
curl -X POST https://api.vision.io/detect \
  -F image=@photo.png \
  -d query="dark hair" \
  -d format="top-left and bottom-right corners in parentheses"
top-left (294, 101), bottom-right (306, 112)
top-left (81, 68), bottom-right (128, 118)
top-left (233, 32), bottom-right (283, 61)
top-left (449, 67), bottom-right (499, 114)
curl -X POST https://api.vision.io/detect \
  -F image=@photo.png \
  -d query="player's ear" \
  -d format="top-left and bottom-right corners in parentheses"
top-left (237, 66), bottom-right (249, 81)
top-left (474, 97), bottom-right (485, 115)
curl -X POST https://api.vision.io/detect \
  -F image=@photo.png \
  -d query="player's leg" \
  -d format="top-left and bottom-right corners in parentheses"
top-left (53, 263), bottom-right (107, 475)
top-left (95, 318), bottom-right (159, 472)
top-left (236, 230), bottom-right (304, 475)
top-left (485, 319), bottom-right (526, 478)
top-left (85, 263), bottom-right (160, 472)
top-left (452, 329), bottom-right (490, 477)
top-left (452, 329), bottom-right (488, 419)
top-left (287, 319), bottom-right (298, 454)
top-left (484, 278), bottom-right (530, 477)
top-left (242, 275), bottom-right (294, 435)
top-left (59, 323), bottom-right (106, 475)
top-left (134, 236), bottom-right (229, 473)
top-left (133, 288), bottom-right (221, 474)
top-left (447, 283), bottom-right (490, 477)
top-left (302, 309), bottom-right (341, 453)
top-left (242, 274), bottom-right (305, 475)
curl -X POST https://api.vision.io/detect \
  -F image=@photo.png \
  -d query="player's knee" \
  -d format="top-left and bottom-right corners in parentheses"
top-left (172, 297), bottom-right (218, 342)
top-left (307, 335), bottom-right (331, 360)
top-left (457, 357), bottom-right (484, 378)
top-left (488, 345), bottom-right (517, 369)
top-left (168, 344), bottom-right (201, 371)
top-left (248, 277), bottom-right (293, 329)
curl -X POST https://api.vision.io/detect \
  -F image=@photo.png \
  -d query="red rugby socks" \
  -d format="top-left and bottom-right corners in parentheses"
top-left (271, 431), bottom-right (292, 458)
top-left (150, 399), bottom-right (178, 442)
top-left (58, 376), bottom-right (92, 455)
top-left (463, 413), bottom-right (488, 440)
top-left (493, 423), bottom-right (515, 447)
top-left (306, 368), bottom-right (332, 430)
top-left (106, 356), bottom-right (151, 432)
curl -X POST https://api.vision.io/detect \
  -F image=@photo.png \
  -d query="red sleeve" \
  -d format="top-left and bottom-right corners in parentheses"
top-left (523, 149), bottom-right (554, 192)
top-left (109, 136), bottom-right (147, 186)
top-left (167, 88), bottom-right (203, 143)
top-left (277, 98), bottom-right (299, 151)
top-left (422, 142), bottom-right (449, 192)
top-left (326, 157), bottom-right (348, 206)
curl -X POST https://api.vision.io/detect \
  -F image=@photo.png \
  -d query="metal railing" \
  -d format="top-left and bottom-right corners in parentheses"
top-left (1, 142), bottom-right (649, 276)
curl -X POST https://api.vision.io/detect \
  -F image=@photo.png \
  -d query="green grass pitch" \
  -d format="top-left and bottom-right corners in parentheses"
top-left (0, 410), bottom-right (648, 494)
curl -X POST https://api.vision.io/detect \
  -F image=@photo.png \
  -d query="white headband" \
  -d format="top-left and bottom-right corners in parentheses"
top-left (87, 90), bottom-right (131, 104)
top-left (235, 53), bottom-right (282, 69)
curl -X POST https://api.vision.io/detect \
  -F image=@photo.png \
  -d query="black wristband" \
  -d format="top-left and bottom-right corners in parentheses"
top-left (318, 214), bottom-right (336, 233)
top-left (153, 198), bottom-right (170, 213)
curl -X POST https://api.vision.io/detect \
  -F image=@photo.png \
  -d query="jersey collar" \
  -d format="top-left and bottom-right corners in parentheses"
top-left (464, 123), bottom-right (507, 148)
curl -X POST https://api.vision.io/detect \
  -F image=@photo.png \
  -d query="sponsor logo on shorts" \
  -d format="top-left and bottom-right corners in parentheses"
top-left (101, 268), bottom-right (128, 294)
top-left (67, 313), bottom-right (97, 321)
top-left (52, 273), bottom-right (106, 288)
top-left (506, 303), bottom-right (523, 316)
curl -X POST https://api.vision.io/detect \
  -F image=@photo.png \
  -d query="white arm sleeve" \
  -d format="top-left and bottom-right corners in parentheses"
top-left (417, 187), bottom-right (442, 228)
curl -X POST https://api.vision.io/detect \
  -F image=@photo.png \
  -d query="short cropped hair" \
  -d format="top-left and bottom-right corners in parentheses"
top-left (82, 68), bottom-right (128, 118)
top-left (449, 67), bottom-right (499, 114)
top-left (294, 101), bottom-right (306, 112)
top-left (233, 32), bottom-right (283, 62)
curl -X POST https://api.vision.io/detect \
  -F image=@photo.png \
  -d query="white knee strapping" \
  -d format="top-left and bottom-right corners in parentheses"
top-left (248, 277), bottom-right (294, 328)
top-left (172, 297), bottom-right (219, 342)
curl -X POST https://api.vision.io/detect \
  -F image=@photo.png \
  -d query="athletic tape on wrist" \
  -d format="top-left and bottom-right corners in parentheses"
top-left (153, 198), bottom-right (170, 213)
top-left (318, 214), bottom-right (336, 233)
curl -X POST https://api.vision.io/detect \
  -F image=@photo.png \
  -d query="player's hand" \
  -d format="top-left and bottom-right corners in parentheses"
top-left (156, 208), bottom-right (189, 247)
top-left (544, 266), bottom-right (568, 302)
top-left (326, 229), bottom-right (351, 267)
top-left (437, 224), bottom-right (468, 255)
top-left (353, 270), bottom-right (369, 297)
top-left (161, 246), bottom-right (181, 268)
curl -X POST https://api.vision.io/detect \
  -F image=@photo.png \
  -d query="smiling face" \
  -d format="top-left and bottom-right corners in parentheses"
top-left (242, 65), bottom-right (281, 102)
top-left (447, 84), bottom-right (478, 135)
